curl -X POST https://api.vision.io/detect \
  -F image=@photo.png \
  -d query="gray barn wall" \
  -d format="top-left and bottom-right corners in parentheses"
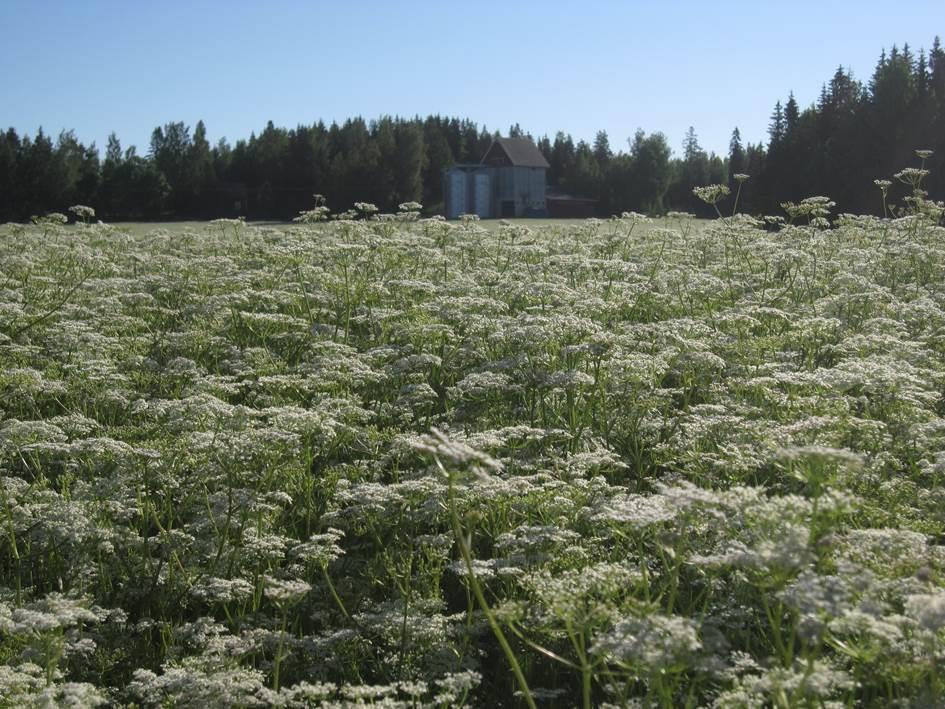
top-left (510, 167), bottom-right (547, 216)
top-left (445, 165), bottom-right (547, 219)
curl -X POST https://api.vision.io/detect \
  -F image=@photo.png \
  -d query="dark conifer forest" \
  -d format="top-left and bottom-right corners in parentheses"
top-left (2, 38), bottom-right (943, 221)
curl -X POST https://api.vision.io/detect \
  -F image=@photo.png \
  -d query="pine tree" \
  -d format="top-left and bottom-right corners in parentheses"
top-left (592, 130), bottom-right (612, 163)
top-left (0, 128), bottom-right (19, 219)
top-left (682, 126), bottom-right (702, 162)
top-left (149, 121), bottom-right (192, 213)
top-left (537, 135), bottom-right (552, 163)
top-left (629, 130), bottom-right (671, 213)
top-left (421, 116), bottom-right (454, 208)
top-left (393, 120), bottom-right (425, 205)
top-left (930, 36), bottom-right (945, 102)
top-left (549, 132), bottom-right (575, 188)
top-left (916, 49), bottom-right (929, 102)
top-left (100, 133), bottom-right (124, 217)
top-left (212, 138), bottom-right (232, 185)
top-left (189, 120), bottom-right (214, 215)
top-left (22, 129), bottom-right (57, 215)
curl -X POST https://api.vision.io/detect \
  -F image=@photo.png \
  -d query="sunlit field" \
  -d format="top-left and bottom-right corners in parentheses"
top-left (2, 186), bottom-right (945, 706)
top-left (105, 218), bottom-right (599, 237)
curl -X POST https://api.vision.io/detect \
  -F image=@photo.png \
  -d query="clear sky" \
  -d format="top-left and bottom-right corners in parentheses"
top-left (2, 0), bottom-right (942, 157)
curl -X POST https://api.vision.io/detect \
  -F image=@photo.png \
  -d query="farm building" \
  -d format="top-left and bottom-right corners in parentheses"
top-left (546, 190), bottom-right (599, 218)
top-left (444, 137), bottom-right (549, 219)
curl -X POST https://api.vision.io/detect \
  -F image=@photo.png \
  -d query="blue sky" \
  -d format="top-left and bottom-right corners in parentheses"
top-left (2, 0), bottom-right (942, 157)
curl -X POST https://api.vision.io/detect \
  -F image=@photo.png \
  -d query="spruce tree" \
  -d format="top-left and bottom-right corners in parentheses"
top-left (768, 101), bottom-right (785, 149)
top-left (785, 93), bottom-right (800, 135)
top-left (728, 127), bottom-right (745, 177)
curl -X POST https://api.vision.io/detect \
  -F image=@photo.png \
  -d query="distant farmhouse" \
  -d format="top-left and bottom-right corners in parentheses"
top-left (444, 137), bottom-right (549, 219)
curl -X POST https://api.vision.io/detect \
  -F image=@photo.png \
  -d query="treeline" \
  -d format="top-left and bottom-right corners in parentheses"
top-left (1, 36), bottom-right (943, 221)
top-left (0, 118), bottom-right (494, 221)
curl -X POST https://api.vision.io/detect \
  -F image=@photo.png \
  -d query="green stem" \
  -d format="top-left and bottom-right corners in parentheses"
top-left (9, 271), bottom-right (92, 339)
top-left (399, 548), bottom-right (415, 672)
top-left (273, 610), bottom-right (288, 691)
top-left (577, 630), bottom-right (592, 709)
top-left (342, 262), bottom-right (351, 345)
top-left (446, 471), bottom-right (536, 709)
top-left (321, 564), bottom-right (351, 621)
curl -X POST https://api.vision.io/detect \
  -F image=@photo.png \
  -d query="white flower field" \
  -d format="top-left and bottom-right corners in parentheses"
top-left (2, 190), bottom-right (945, 706)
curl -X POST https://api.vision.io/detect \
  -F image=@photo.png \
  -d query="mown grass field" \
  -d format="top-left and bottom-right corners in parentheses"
top-left (1, 208), bottom-right (945, 707)
top-left (106, 218), bottom-right (599, 237)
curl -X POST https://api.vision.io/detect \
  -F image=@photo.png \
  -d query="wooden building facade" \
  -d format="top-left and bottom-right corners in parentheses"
top-left (444, 137), bottom-right (549, 219)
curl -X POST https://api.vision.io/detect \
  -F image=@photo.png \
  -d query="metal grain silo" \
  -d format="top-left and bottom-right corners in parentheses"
top-left (473, 172), bottom-right (491, 218)
top-left (445, 169), bottom-right (467, 219)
